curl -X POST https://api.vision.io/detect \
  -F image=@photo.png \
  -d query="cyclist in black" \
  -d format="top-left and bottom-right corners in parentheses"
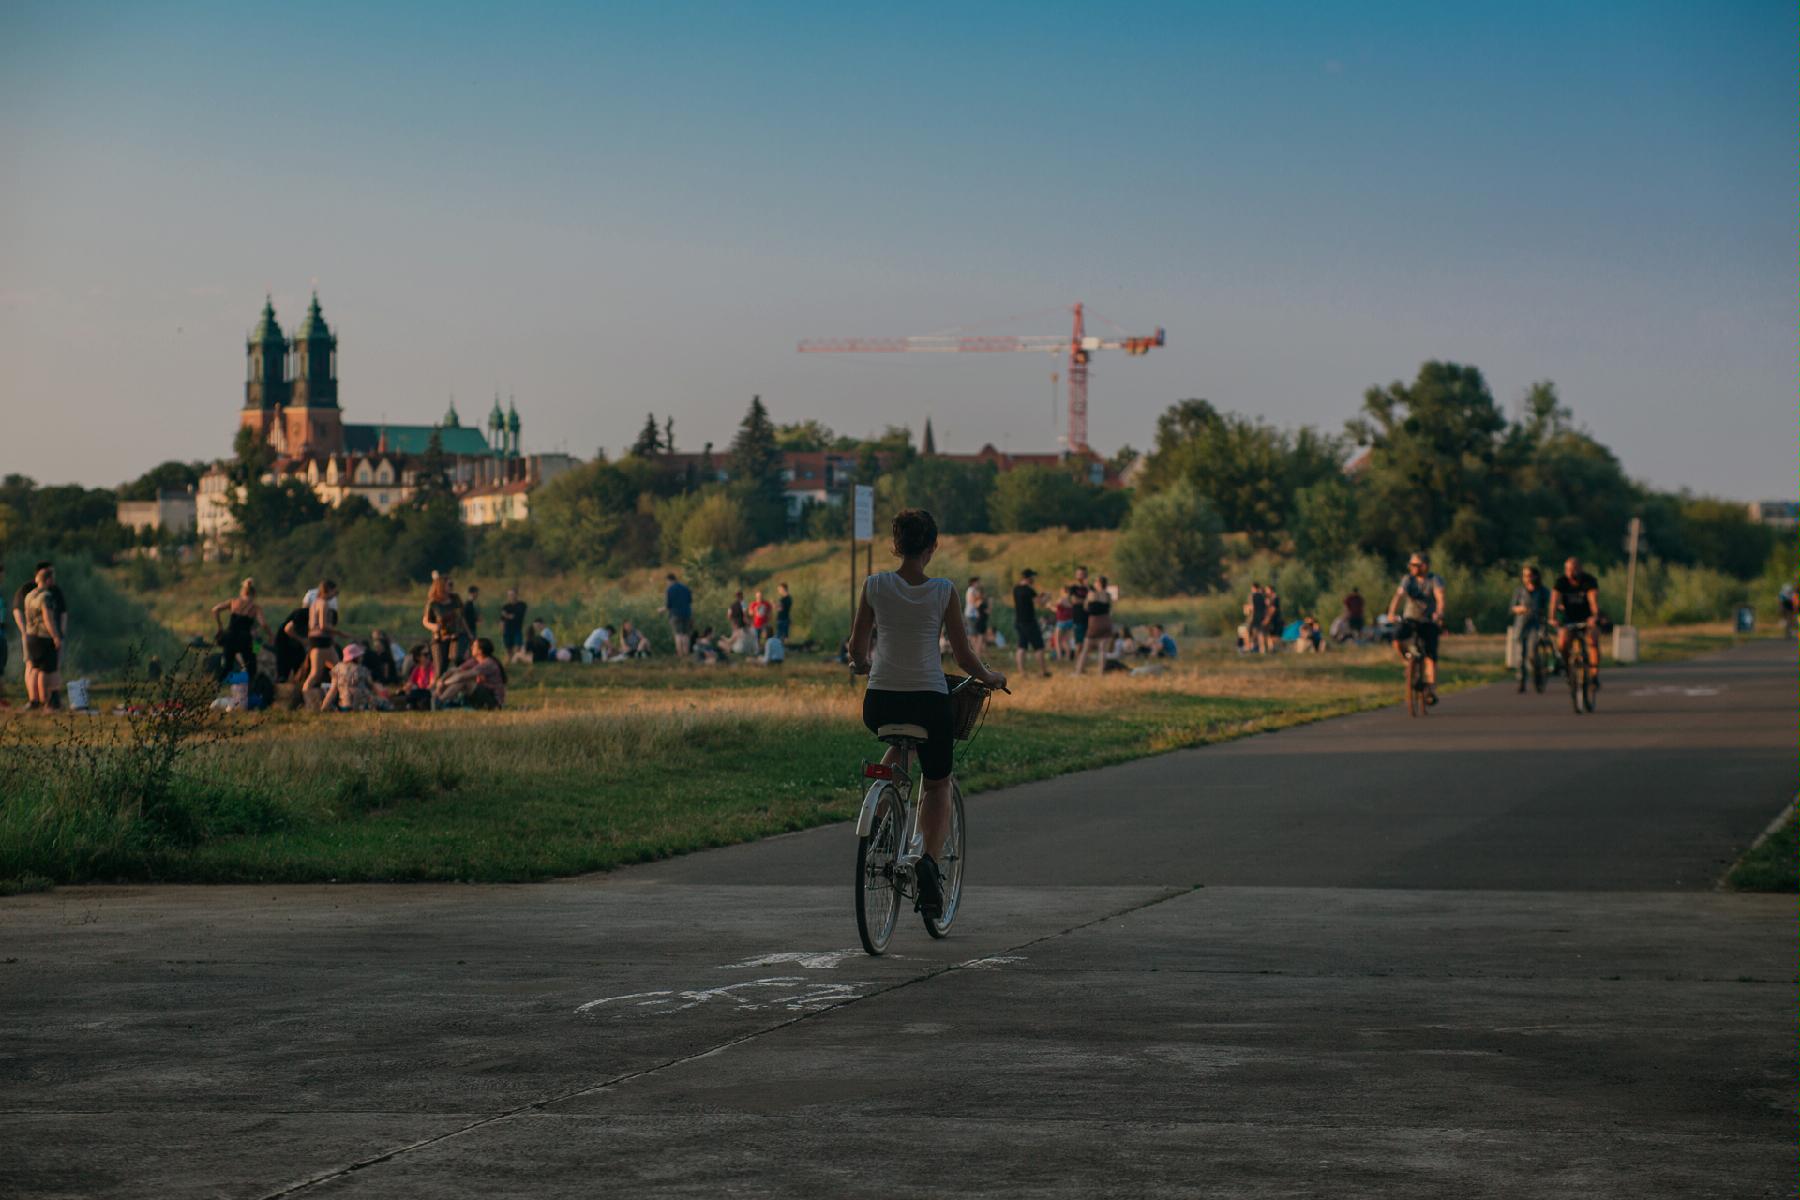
top-left (1385, 552), bottom-right (1446, 705)
top-left (1550, 556), bottom-right (1602, 691)
top-left (1509, 565), bottom-right (1551, 693)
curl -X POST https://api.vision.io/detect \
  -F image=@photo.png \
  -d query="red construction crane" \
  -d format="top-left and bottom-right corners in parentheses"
top-left (797, 302), bottom-right (1164, 453)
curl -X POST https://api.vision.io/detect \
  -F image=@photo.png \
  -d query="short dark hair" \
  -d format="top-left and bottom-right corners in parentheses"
top-left (891, 509), bottom-right (938, 557)
top-left (666, 573), bottom-right (677, 582)
top-left (34, 560), bottom-right (52, 573)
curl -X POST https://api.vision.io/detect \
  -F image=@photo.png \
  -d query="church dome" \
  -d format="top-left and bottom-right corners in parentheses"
top-left (249, 296), bottom-right (284, 345)
top-left (443, 397), bottom-right (461, 428)
top-left (293, 291), bottom-right (334, 344)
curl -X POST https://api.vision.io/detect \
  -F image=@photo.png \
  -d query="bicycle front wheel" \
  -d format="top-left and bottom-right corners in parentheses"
top-left (855, 785), bottom-right (903, 956)
top-left (924, 780), bottom-right (966, 939)
top-left (1567, 646), bottom-right (1585, 714)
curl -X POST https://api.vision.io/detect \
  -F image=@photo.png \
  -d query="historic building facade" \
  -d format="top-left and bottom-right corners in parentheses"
top-left (197, 293), bottom-right (575, 551)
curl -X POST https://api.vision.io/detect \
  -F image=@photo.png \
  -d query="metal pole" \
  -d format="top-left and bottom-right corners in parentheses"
top-left (1624, 516), bottom-right (1641, 627)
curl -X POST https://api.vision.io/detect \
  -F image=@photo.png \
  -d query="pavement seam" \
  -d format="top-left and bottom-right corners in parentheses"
top-left (252, 885), bottom-right (1193, 1198)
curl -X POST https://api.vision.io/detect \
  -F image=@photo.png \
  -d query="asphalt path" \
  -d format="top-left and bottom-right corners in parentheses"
top-left (2, 640), bottom-right (1791, 1198)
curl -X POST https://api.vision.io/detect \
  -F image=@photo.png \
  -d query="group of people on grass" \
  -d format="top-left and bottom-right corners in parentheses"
top-left (658, 575), bottom-right (794, 666)
top-left (973, 566), bottom-right (1178, 679)
top-left (207, 573), bottom-right (509, 713)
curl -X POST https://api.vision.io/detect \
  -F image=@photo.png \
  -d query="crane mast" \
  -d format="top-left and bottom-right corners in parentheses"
top-left (797, 301), bottom-right (1164, 454)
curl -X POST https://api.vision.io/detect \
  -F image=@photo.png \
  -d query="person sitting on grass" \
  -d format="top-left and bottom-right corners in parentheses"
top-left (322, 643), bottom-right (386, 712)
top-left (692, 626), bottom-right (727, 665)
top-left (432, 637), bottom-right (507, 709)
top-left (1145, 623), bottom-right (1179, 659)
top-left (403, 643), bottom-right (436, 711)
top-left (617, 620), bottom-right (650, 659)
top-left (525, 619), bottom-right (553, 663)
top-left (365, 629), bottom-right (400, 687)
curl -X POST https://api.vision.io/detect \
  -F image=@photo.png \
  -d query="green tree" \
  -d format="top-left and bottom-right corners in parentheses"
top-left (988, 465), bottom-right (1125, 532)
top-left (679, 489), bottom-right (754, 558)
top-left (229, 478), bottom-right (326, 554)
top-left (410, 430), bottom-right (455, 508)
top-left (119, 460), bottom-right (204, 502)
top-left (1291, 476), bottom-right (1361, 566)
top-left (229, 426), bottom-right (276, 487)
top-left (877, 458), bottom-right (995, 534)
top-left (631, 413), bottom-right (665, 458)
top-left (1349, 362), bottom-right (1509, 564)
top-left (528, 456), bottom-right (666, 570)
top-left (728, 395), bottom-right (788, 543)
top-left (775, 419), bottom-right (834, 452)
top-left (1141, 399), bottom-right (1341, 545)
top-left (1115, 480), bottom-right (1227, 596)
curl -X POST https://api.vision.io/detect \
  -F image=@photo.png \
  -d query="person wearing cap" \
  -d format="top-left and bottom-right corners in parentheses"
top-left (321, 641), bottom-right (383, 712)
top-left (1011, 568), bottom-right (1050, 678)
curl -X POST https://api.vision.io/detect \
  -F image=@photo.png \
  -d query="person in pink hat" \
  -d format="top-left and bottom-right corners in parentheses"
top-left (322, 641), bottom-right (383, 712)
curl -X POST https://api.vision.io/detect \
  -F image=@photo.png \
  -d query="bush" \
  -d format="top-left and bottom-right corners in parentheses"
top-left (1114, 481), bottom-right (1226, 597)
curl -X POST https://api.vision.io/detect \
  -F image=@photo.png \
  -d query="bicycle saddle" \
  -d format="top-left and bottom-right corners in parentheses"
top-left (876, 723), bottom-right (929, 741)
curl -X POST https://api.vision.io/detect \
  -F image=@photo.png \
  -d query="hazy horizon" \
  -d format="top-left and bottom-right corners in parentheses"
top-left (3, 1), bottom-right (1793, 500)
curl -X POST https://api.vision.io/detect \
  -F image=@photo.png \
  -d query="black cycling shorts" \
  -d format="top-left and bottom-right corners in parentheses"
top-left (1398, 619), bottom-right (1440, 661)
top-left (862, 688), bottom-right (954, 781)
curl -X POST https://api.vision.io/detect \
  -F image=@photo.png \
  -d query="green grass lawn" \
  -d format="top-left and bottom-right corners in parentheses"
top-left (0, 628), bottom-right (1746, 889)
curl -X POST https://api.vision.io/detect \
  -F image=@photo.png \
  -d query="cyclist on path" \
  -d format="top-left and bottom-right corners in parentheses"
top-left (849, 509), bottom-right (1006, 920)
top-left (1509, 565), bottom-right (1551, 693)
top-left (1550, 556), bottom-right (1603, 693)
top-left (1385, 553), bottom-right (1446, 706)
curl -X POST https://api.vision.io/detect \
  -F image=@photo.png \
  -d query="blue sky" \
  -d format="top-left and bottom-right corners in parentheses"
top-left (2, 0), bottom-right (1792, 498)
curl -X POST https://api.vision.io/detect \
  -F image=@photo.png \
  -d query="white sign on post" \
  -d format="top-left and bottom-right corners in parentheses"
top-left (853, 485), bottom-right (874, 542)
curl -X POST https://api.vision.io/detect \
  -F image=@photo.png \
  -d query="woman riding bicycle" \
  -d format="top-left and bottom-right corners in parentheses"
top-left (849, 509), bottom-right (1007, 919)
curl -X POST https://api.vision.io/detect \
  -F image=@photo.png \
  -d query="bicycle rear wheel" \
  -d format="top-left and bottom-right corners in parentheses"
top-left (923, 780), bottom-right (966, 939)
top-left (1406, 651), bottom-right (1426, 717)
top-left (1582, 668), bottom-right (1597, 713)
top-left (855, 785), bottom-right (903, 956)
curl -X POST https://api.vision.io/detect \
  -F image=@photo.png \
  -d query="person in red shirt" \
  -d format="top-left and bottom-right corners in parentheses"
top-left (749, 589), bottom-right (774, 647)
top-left (1342, 587), bottom-right (1365, 639)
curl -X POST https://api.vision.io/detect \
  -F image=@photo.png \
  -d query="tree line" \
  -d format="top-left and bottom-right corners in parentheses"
top-left (0, 360), bottom-right (1779, 600)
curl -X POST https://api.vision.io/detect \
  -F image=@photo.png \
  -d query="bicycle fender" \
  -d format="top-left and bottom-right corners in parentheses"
top-left (854, 780), bottom-right (890, 837)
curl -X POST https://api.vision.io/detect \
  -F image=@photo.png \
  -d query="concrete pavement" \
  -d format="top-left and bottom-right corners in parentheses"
top-left (1, 640), bottom-right (1791, 1197)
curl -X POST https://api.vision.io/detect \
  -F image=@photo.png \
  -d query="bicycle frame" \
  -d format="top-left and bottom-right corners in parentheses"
top-left (855, 743), bottom-right (926, 879)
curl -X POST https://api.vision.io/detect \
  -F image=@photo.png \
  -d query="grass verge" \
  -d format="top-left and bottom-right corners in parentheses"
top-left (0, 629), bottom-right (1744, 888)
top-left (1726, 808), bottom-right (1797, 893)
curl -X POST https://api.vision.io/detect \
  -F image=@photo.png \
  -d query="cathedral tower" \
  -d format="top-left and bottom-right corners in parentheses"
top-left (240, 297), bottom-right (289, 443)
top-left (283, 292), bottom-right (344, 456)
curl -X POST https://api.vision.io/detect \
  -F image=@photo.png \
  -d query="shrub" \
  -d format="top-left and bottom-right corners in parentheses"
top-left (1115, 481), bottom-right (1226, 597)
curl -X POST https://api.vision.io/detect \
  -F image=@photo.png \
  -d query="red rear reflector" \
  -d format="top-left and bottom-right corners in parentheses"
top-left (863, 763), bottom-right (893, 780)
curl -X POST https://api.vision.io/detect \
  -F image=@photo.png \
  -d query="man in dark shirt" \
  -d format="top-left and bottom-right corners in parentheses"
top-left (1509, 565), bottom-right (1551, 692)
top-left (775, 582), bottom-right (793, 642)
top-left (1551, 556), bottom-right (1602, 688)
top-left (660, 573), bottom-right (693, 658)
top-left (15, 561), bottom-right (68, 709)
top-left (1248, 582), bottom-right (1267, 653)
top-left (275, 603), bottom-right (311, 683)
top-left (499, 588), bottom-right (528, 662)
top-left (460, 586), bottom-right (481, 663)
top-left (1011, 568), bottom-right (1048, 677)
top-left (1342, 587), bottom-right (1365, 636)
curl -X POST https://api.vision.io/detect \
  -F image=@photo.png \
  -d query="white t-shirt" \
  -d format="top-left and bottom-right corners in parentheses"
top-left (867, 572), bottom-right (953, 694)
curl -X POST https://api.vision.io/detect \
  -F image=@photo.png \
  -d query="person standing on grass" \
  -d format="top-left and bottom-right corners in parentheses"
top-left (1052, 587), bottom-right (1075, 660)
top-left (1343, 586), bottom-right (1366, 641)
top-left (20, 564), bottom-right (67, 710)
top-left (275, 600), bottom-right (311, 683)
top-left (499, 588), bottom-right (528, 663)
top-left (660, 573), bottom-right (693, 658)
top-left (423, 575), bottom-right (469, 678)
top-left (1263, 585), bottom-right (1284, 649)
top-left (300, 580), bottom-right (345, 708)
top-left (1073, 573), bottom-right (1116, 676)
top-left (1011, 568), bottom-right (1050, 678)
top-left (12, 561), bottom-right (51, 708)
top-left (461, 585), bottom-right (482, 664)
top-left (775, 582), bottom-right (793, 643)
top-left (1067, 566), bottom-right (1092, 656)
top-left (211, 578), bottom-right (271, 678)
top-left (749, 589), bottom-right (773, 648)
top-left (728, 590), bottom-right (747, 637)
top-left (1247, 582), bottom-right (1267, 653)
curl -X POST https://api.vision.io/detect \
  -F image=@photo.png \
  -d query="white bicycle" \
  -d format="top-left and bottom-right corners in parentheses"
top-left (853, 677), bottom-right (997, 956)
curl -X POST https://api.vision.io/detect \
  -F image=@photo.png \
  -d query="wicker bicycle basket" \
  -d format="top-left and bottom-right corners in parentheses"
top-left (945, 675), bottom-right (991, 741)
